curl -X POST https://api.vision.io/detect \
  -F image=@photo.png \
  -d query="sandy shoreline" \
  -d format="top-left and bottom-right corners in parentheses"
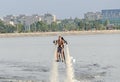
top-left (0, 30), bottom-right (120, 38)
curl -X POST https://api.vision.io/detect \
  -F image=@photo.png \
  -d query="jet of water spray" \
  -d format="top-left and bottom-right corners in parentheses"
top-left (50, 47), bottom-right (59, 82)
top-left (65, 45), bottom-right (75, 82)
top-left (50, 45), bottom-right (75, 82)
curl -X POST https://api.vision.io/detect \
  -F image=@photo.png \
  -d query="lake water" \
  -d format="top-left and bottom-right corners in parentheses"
top-left (0, 34), bottom-right (120, 82)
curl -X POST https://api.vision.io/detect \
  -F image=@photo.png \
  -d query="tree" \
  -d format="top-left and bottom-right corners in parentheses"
top-left (16, 24), bottom-right (24, 33)
top-left (0, 20), bottom-right (16, 33)
top-left (50, 22), bottom-right (58, 31)
top-left (36, 21), bottom-right (48, 32)
top-left (30, 23), bottom-right (37, 32)
top-left (0, 20), bottom-right (6, 33)
top-left (104, 20), bottom-right (110, 30)
top-left (74, 18), bottom-right (83, 30)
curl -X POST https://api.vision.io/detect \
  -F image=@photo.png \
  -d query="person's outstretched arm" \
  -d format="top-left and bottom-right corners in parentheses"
top-left (61, 37), bottom-right (68, 44)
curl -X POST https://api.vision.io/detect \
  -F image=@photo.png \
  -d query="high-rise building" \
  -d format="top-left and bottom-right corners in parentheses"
top-left (41, 13), bottom-right (56, 24)
top-left (3, 15), bottom-right (15, 25)
top-left (102, 9), bottom-right (120, 25)
top-left (84, 12), bottom-right (102, 21)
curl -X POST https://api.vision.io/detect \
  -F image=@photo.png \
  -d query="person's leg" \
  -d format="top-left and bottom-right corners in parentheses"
top-left (56, 47), bottom-right (59, 62)
top-left (61, 48), bottom-right (65, 62)
top-left (63, 50), bottom-right (65, 61)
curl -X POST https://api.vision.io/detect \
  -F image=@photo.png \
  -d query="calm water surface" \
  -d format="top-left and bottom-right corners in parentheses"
top-left (0, 34), bottom-right (120, 82)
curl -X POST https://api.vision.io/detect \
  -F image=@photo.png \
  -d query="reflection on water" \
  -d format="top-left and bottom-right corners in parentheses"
top-left (0, 34), bottom-right (120, 82)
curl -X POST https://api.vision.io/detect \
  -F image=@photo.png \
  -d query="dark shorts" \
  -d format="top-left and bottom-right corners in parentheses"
top-left (57, 46), bottom-right (62, 53)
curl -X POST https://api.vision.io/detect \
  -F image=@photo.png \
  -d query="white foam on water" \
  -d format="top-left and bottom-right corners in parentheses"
top-left (65, 45), bottom-right (75, 82)
top-left (50, 47), bottom-right (59, 82)
top-left (50, 45), bottom-right (78, 82)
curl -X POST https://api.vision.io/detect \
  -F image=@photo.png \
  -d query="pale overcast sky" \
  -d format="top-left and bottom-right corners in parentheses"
top-left (0, 0), bottom-right (119, 19)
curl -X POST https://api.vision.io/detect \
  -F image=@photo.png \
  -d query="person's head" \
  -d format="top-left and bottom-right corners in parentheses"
top-left (58, 36), bottom-right (62, 40)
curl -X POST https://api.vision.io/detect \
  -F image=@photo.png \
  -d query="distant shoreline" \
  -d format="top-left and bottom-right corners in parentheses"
top-left (0, 30), bottom-right (120, 38)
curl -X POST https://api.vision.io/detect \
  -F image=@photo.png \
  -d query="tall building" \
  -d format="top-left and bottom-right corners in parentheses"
top-left (41, 13), bottom-right (56, 24)
top-left (3, 13), bottom-right (56, 26)
top-left (102, 9), bottom-right (120, 25)
top-left (84, 12), bottom-right (102, 21)
top-left (3, 15), bottom-right (15, 25)
top-left (16, 14), bottom-right (41, 31)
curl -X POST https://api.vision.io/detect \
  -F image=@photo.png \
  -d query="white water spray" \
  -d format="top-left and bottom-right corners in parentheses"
top-left (50, 45), bottom-right (75, 82)
top-left (50, 47), bottom-right (59, 82)
top-left (65, 45), bottom-right (75, 82)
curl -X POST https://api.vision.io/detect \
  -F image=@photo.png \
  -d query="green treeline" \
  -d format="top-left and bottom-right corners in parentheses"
top-left (0, 18), bottom-right (120, 33)
top-left (0, 20), bottom-right (16, 33)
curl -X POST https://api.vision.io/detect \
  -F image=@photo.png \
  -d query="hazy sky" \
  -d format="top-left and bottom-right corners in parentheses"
top-left (0, 0), bottom-right (119, 19)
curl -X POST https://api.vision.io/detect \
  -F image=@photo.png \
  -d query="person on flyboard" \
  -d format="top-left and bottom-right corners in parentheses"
top-left (53, 36), bottom-right (68, 62)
